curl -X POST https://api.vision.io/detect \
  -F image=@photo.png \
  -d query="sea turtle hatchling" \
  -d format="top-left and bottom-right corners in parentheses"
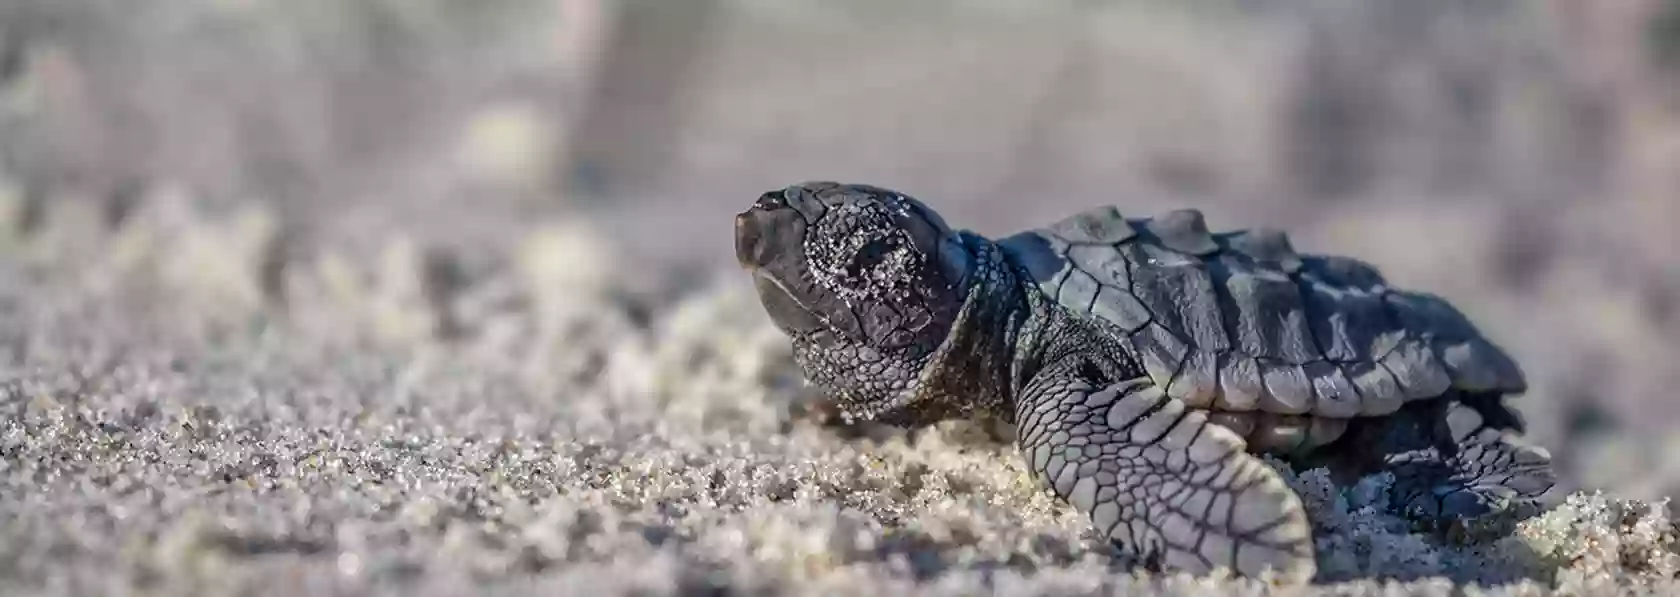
top-left (732, 181), bottom-right (1556, 582)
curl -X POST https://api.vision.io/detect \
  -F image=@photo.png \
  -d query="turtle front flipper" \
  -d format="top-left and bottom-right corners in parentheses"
top-left (1015, 373), bottom-right (1317, 582)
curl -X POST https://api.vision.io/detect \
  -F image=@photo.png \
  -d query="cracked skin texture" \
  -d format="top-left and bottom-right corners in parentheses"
top-left (733, 181), bottom-right (1557, 582)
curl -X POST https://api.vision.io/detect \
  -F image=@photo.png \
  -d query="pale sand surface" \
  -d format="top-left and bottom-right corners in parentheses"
top-left (1, 195), bottom-right (1676, 597)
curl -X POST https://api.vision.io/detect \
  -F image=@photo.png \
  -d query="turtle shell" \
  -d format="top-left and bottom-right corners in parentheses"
top-left (997, 205), bottom-right (1526, 419)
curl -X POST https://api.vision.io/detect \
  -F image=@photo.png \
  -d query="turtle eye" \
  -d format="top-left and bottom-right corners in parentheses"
top-left (754, 190), bottom-right (789, 211)
top-left (847, 236), bottom-right (898, 279)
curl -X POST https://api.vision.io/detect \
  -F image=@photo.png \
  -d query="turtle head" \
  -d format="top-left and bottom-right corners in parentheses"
top-left (734, 181), bottom-right (974, 421)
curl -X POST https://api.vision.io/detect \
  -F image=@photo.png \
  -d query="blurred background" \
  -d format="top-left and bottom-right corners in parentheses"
top-left (1, 0), bottom-right (1678, 501)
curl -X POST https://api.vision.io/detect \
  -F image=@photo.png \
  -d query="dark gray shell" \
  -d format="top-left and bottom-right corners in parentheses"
top-left (997, 205), bottom-right (1527, 419)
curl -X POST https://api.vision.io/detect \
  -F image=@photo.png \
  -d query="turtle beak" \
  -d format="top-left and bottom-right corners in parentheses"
top-left (735, 210), bottom-right (767, 271)
top-left (735, 192), bottom-right (829, 335)
top-left (736, 189), bottom-right (803, 271)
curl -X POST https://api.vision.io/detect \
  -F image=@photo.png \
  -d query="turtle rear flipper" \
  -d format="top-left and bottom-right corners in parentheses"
top-left (1392, 397), bottom-right (1556, 539)
top-left (1321, 392), bottom-right (1556, 540)
top-left (1016, 372), bottom-right (1317, 582)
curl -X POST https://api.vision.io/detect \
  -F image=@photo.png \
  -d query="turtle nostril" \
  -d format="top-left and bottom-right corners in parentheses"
top-left (754, 190), bottom-right (788, 211)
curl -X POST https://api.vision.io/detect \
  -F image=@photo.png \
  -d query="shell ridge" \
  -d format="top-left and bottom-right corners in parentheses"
top-left (1283, 268), bottom-right (1333, 366)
